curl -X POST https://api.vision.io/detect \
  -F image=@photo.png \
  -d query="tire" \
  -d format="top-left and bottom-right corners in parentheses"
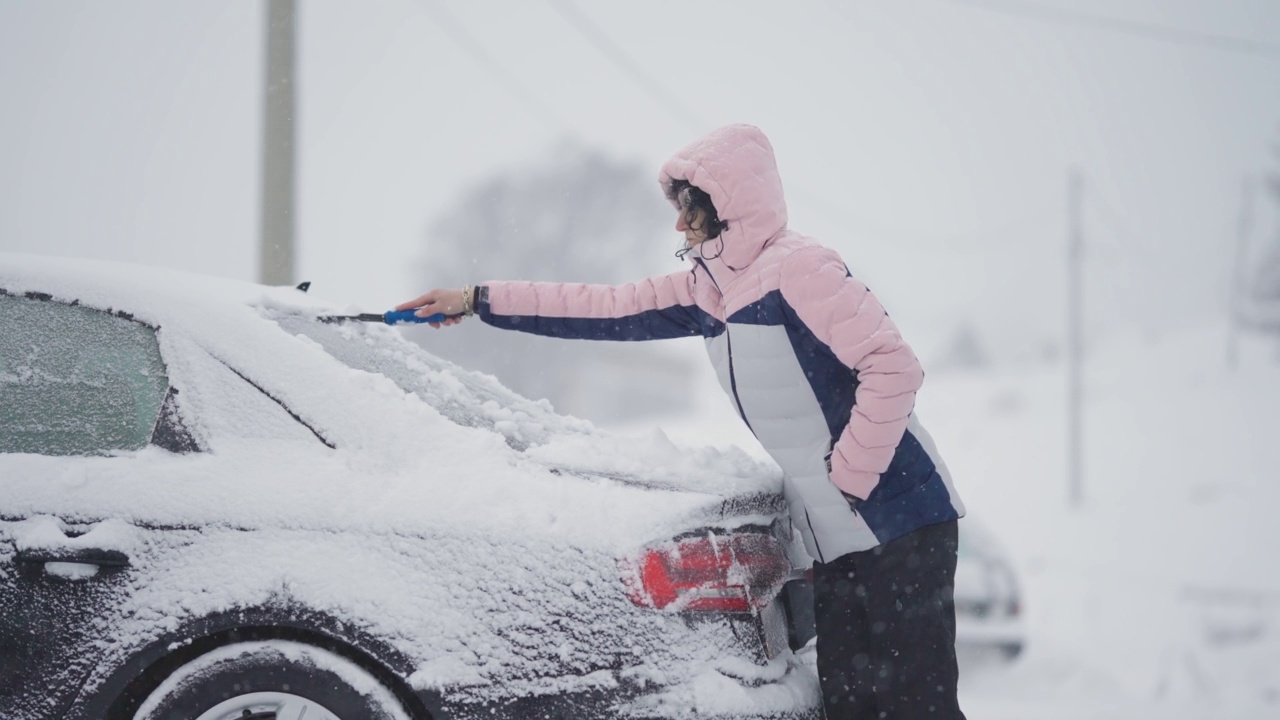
top-left (132, 640), bottom-right (410, 720)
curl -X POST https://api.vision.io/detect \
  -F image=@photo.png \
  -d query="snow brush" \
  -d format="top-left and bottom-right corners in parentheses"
top-left (294, 283), bottom-right (460, 325)
top-left (317, 310), bottom-right (460, 325)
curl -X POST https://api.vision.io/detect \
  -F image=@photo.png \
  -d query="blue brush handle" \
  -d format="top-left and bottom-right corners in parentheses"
top-left (383, 309), bottom-right (453, 325)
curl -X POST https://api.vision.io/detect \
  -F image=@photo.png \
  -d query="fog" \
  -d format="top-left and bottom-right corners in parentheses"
top-left (4, 1), bottom-right (1277, 349)
top-left (2, 1), bottom-right (1280, 714)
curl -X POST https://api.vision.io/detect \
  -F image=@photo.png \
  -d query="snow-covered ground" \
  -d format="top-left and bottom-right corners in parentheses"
top-left (607, 323), bottom-right (1280, 718)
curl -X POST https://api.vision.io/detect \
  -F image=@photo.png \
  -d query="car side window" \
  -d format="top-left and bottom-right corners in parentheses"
top-left (0, 292), bottom-right (171, 456)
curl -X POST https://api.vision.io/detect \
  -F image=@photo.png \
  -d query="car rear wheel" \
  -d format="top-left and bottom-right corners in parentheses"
top-left (131, 640), bottom-right (410, 720)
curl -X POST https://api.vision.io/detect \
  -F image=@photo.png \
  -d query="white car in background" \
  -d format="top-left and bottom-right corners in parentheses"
top-left (954, 518), bottom-right (1025, 661)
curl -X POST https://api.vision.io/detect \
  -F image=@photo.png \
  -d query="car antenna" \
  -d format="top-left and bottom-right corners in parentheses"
top-left (296, 281), bottom-right (311, 293)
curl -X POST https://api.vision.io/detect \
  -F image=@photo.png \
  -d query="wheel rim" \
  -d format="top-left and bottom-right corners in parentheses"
top-left (192, 691), bottom-right (342, 720)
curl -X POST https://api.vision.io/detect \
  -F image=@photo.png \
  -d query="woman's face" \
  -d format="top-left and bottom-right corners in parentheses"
top-left (676, 203), bottom-right (711, 246)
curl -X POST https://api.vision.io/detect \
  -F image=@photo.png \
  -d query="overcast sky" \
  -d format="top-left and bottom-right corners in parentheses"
top-left (2, 0), bottom-right (1278, 360)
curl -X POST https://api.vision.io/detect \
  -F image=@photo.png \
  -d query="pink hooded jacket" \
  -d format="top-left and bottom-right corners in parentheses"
top-left (476, 125), bottom-right (962, 560)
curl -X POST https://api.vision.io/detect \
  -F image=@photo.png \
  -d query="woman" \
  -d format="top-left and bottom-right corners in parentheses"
top-left (398, 124), bottom-right (967, 719)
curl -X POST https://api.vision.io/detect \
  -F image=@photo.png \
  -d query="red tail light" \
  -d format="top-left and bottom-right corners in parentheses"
top-left (623, 532), bottom-right (791, 613)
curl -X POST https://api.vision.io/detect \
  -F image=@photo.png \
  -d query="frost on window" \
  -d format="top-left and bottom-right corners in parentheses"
top-left (0, 294), bottom-right (169, 456)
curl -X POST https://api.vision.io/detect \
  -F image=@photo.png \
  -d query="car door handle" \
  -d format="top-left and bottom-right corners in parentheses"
top-left (15, 547), bottom-right (130, 568)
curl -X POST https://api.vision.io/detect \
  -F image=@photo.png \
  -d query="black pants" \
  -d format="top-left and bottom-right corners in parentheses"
top-left (812, 519), bottom-right (966, 719)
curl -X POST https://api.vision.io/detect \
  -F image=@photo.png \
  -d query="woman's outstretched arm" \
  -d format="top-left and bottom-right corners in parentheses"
top-left (397, 270), bottom-right (707, 341)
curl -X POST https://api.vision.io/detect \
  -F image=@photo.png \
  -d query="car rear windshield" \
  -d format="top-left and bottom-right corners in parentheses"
top-left (270, 313), bottom-right (585, 450)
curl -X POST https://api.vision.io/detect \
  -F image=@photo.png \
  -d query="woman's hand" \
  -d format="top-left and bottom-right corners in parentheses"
top-left (396, 288), bottom-right (466, 328)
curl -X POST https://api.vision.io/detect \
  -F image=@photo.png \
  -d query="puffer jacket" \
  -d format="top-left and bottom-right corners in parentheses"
top-left (476, 124), bottom-right (964, 562)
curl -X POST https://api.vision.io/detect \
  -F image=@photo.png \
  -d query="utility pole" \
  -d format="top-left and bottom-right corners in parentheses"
top-left (1227, 177), bottom-right (1255, 371)
top-left (259, 0), bottom-right (297, 285)
top-left (1067, 168), bottom-right (1084, 509)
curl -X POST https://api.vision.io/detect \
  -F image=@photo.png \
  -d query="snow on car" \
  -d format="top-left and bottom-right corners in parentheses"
top-left (0, 253), bottom-right (821, 720)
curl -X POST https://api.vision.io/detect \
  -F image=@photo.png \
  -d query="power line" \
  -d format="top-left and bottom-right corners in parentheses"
top-left (790, 185), bottom-right (1055, 251)
top-left (419, 0), bottom-right (902, 247)
top-left (543, 3), bottom-right (1014, 250)
top-left (542, 2), bottom-right (876, 242)
top-left (545, 0), bottom-right (706, 133)
top-left (413, 0), bottom-right (568, 131)
top-left (545, 1), bottom-right (1053, 252)
top-left (932, 0), bottom-right (1280, 59)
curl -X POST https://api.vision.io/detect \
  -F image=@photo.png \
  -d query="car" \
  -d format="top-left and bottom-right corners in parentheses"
top-left (0, 253), bottom-right (824, 720)
top-left (953, 517), bottom-right (1025, 661)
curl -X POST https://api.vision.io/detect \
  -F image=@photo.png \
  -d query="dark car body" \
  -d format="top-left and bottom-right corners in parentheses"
top-left (1, 254), bottom-right (821, 719)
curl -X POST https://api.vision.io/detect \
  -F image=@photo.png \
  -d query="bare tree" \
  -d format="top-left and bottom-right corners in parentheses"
top-left (408, 141), bottom-right (697, 423)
